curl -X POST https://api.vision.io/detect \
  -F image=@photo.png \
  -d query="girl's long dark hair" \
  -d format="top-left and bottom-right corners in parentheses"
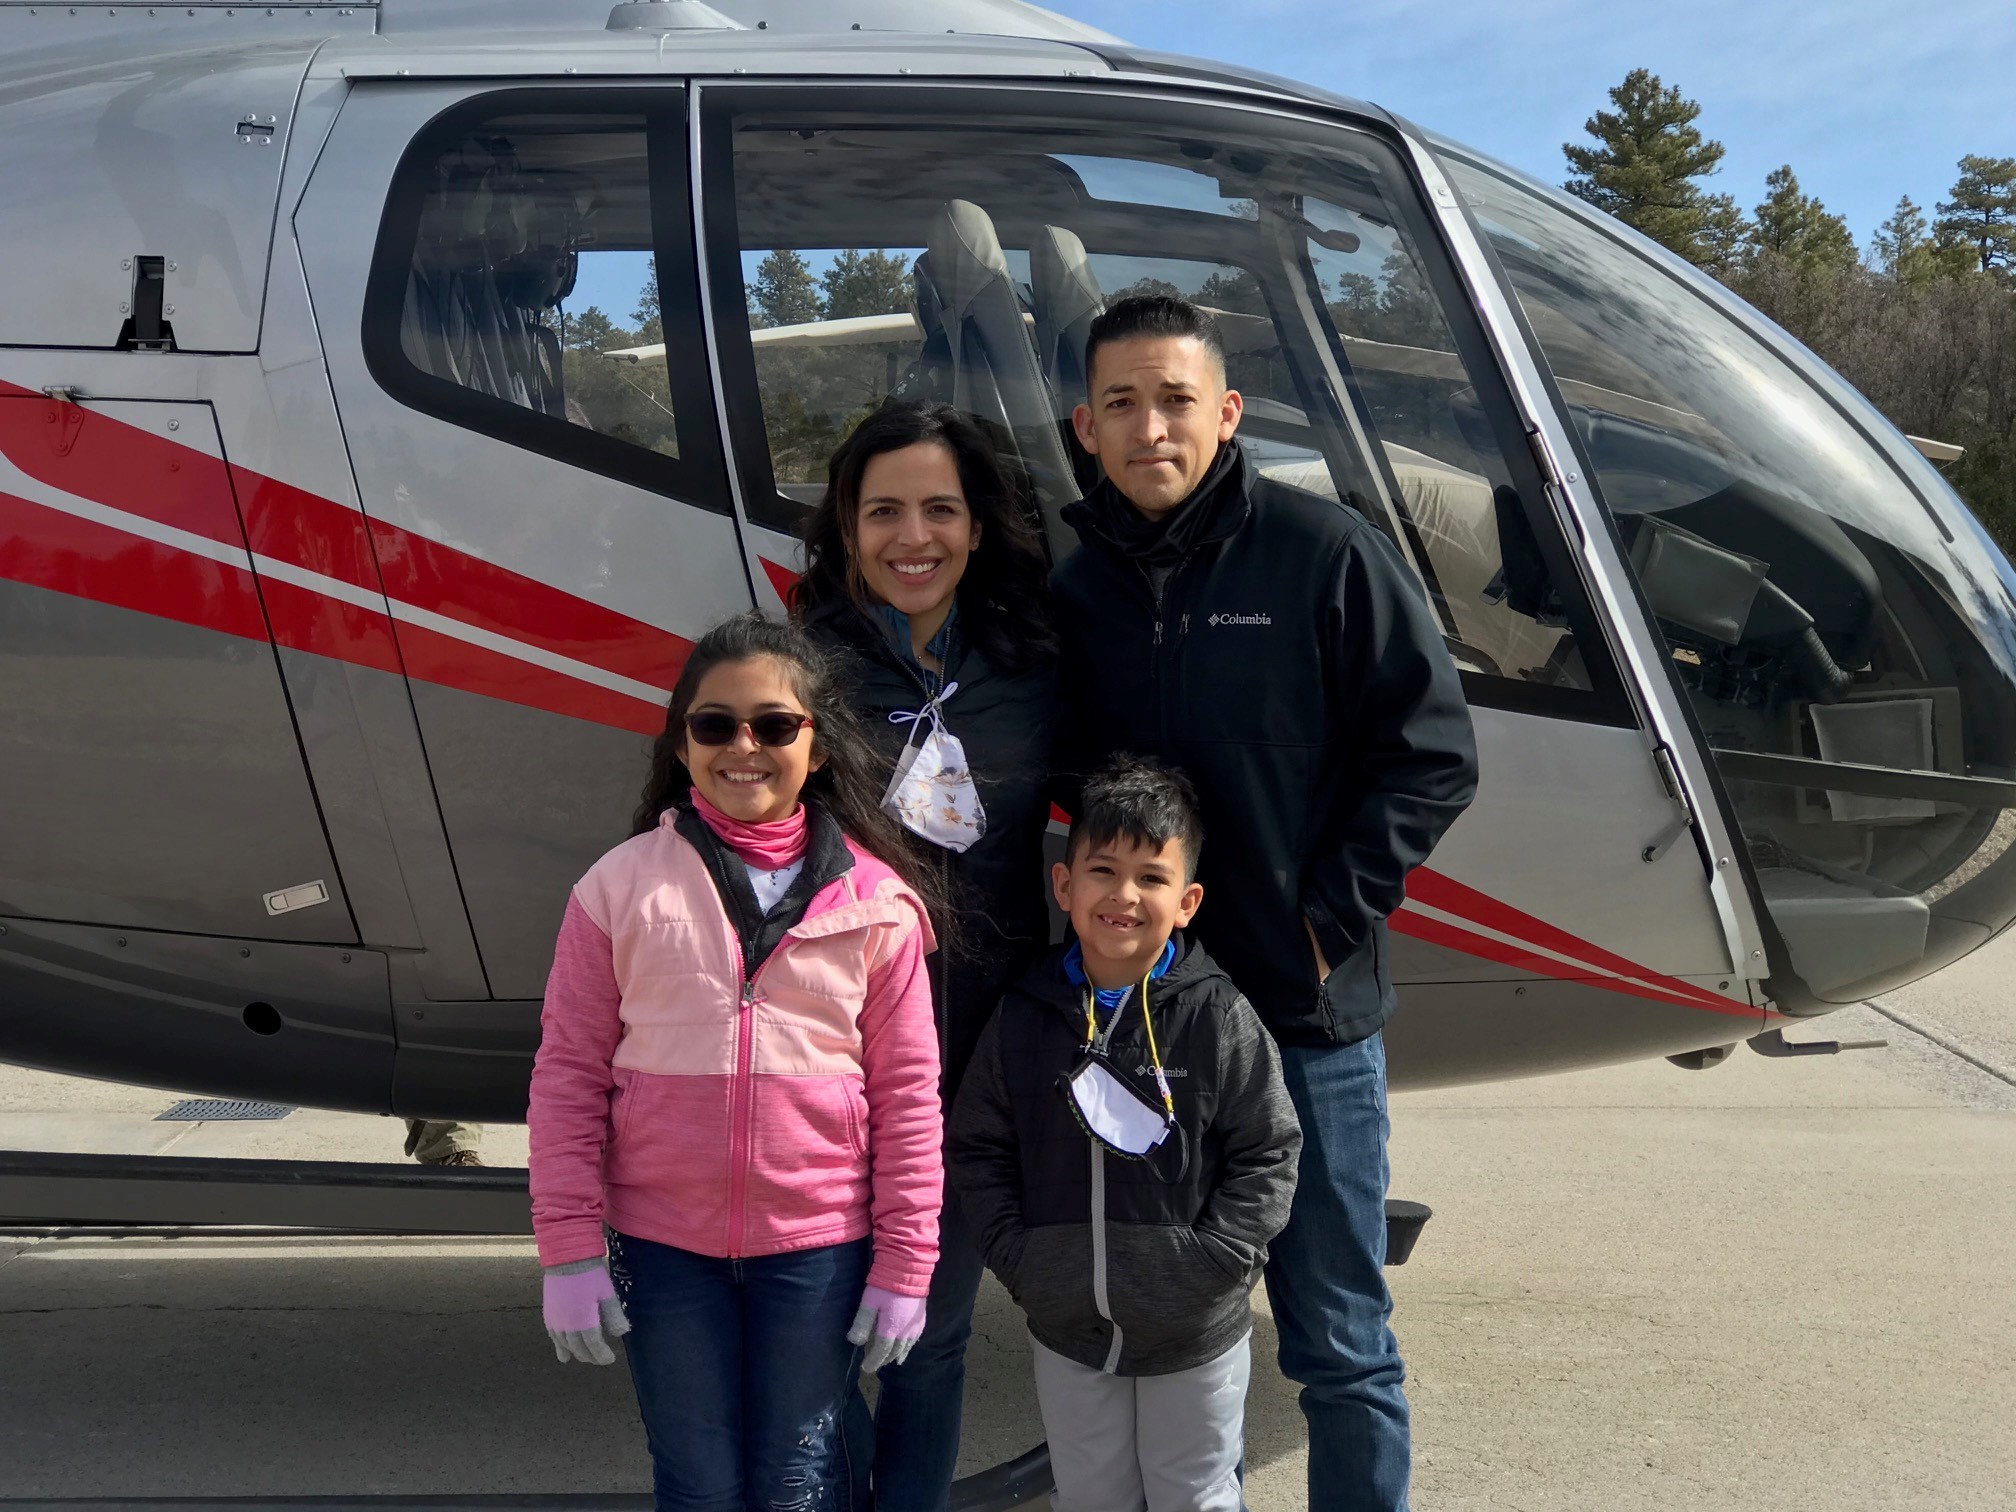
top-left (792, 402), bottom-right (1057, 671)
top-left (632, 613), bottom-right (945, 926)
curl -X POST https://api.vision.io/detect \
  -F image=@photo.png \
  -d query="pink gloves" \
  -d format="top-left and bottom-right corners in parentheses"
top-left (543, 1258), bottom-right (631, 1365)
top-left (848, 1284), bottom-right (928, 1372)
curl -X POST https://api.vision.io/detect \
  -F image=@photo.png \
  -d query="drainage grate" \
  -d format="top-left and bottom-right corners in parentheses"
top-left (156, 1099), bottom-right (295, 1122)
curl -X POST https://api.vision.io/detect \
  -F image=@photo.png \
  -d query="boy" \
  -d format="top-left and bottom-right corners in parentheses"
top-left (948, 757), bottom-right (1302, 1512)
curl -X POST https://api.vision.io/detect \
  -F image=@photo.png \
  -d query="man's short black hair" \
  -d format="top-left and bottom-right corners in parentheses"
top-left (1066, 755), bottom-right (1206, 883)
top-left (1083, 294), bottom-right (1227, 391)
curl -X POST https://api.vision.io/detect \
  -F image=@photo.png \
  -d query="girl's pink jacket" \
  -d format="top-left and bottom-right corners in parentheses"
top-left (528, 811), bottom-right (943, 1297)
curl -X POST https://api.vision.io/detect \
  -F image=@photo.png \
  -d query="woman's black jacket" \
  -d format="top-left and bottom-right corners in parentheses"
top-left (802, 595), bottom-right (1056, 1097)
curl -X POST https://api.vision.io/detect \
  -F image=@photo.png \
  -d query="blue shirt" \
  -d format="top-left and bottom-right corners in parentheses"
top-left (1063, 937), bottom-right (1177, 1029)
top-left (874, 599), bottom-right (959, 694)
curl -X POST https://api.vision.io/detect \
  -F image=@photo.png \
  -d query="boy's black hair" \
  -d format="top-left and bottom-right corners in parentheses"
top-left (1083, 294), bottom-right (1227, 391)
top-left (1066, 755), bottom-right (1206, 883)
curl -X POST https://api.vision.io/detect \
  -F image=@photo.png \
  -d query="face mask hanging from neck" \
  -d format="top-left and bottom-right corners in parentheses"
top-left (1064, 1053), bottom-right (1173, 1156)
top-left (881, 681), bottom-right (987, 853)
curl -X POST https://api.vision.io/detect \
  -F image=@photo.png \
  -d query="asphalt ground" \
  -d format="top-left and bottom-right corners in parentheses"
top-left (2, 942), bottom-right (2013, 1509)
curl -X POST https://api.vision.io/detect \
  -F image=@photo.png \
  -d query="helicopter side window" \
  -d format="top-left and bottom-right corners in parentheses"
top-left (717, 109), bottom-right (1616, 712)
top-left (367, 101), bottom-right (723, 506)
top-left (1448, 153), bottom-right (2016, 1002)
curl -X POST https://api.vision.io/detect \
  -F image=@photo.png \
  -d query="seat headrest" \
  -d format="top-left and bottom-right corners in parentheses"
top-left (1031, 225), bottom-right (1103, 330)
top-left (927, 199), bottom-right (1012, 314)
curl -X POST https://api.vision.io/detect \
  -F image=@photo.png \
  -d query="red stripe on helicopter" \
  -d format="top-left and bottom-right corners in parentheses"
top-left (389, 617), bottom-right (668, 735)
top-left (758, 554), bottom-right (802, 605)
top-left (0, 487), bottom-right (272, 644)
top-left (0, 381), bottom-right (692, 697)
top-left (1388, 907), bottom-right (1756, 1018)
top-left (0, 392), bottom-right (246, 553)
top-left (1405, 866), bottom-right (1742, 1014)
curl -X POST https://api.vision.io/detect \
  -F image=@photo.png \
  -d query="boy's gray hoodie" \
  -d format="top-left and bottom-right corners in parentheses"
top-left (948, 934), bottom-right (1301, 1376)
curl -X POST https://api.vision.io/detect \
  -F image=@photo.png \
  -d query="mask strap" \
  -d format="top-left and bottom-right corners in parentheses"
top-left (887, 680), bottom-right (960, 750)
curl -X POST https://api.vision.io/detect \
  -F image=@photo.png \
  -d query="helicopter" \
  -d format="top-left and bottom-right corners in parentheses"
top-left (5, 0), bottom-right (2016, 1135)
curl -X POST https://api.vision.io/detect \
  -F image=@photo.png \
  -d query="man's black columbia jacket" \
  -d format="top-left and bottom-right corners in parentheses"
top-left (1052, 442), bottom-right (1478, 1046)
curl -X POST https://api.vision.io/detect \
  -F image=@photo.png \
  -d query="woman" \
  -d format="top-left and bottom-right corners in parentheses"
top-left (794, 402), bottom-right (1057, 1512)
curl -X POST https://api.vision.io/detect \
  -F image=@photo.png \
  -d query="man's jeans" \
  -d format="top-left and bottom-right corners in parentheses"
top-left (1263, 1031), bottom-right (1409, 1512)
top-left (847, 1193), bottom-right (989, 1512)
top-left (609, 1229), bottom-right (871, 1512)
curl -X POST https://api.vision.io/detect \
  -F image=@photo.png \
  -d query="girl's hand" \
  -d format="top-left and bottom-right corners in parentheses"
top-left (848, 1284), bottom-right (928, 1372)
top-left (542, 1257), bottom-right (631, 1365)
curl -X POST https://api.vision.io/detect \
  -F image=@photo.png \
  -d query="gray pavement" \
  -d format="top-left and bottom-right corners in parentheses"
top-left (2, 957), bottom-right (2014, 1507)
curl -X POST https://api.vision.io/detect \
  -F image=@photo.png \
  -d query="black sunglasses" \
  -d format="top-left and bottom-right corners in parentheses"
top-left (682, 711), bottom-right (814, 748)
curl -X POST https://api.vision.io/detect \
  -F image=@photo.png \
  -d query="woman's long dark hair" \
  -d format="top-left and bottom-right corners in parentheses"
top-left (632, 613), bottom-right (945, 925)
top-left (792, 402), bottom-right (1057, 671)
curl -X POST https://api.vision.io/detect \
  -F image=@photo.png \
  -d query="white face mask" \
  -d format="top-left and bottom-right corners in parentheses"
top-left (1065, 1057), bottom-right (1173, 1157)
top-left (881, 681), bottom-right (988, 853)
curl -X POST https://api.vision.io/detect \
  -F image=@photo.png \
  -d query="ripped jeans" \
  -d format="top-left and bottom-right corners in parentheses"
top-left (609, 1230), bottom-right (870, 1512)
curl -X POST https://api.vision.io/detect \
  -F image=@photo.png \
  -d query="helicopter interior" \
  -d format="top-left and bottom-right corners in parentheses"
top-left (1446, 154), bottom-right (2016, 1000)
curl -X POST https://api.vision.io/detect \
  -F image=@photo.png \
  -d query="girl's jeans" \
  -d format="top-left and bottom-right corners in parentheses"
top-left (609, 1229), bottom-right (871, 1512)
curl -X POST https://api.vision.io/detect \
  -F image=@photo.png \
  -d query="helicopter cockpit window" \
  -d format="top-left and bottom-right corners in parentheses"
top-left (1448, 153), bottom-right (2016, 1004)
top-left (378, 108), bottom-right (692, 471)
top-left (722, 111), bottom-right (1604, 705)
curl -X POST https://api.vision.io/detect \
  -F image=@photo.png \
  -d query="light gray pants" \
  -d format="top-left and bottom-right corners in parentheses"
top-left (1031, 1331), bottom-right (1251, 1512)
top-left (402, 1119), bottom-right (481, 1163)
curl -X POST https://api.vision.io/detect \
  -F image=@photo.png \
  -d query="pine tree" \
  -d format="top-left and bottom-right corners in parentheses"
top-left (749, 249), bottom-right (823, 327)
top-left (1870, 196), bottom-right (1928, 276)
top-left (1695, 192), bottom-right (1753, 278)
top-left (820, 249), bottom-right (914, 320)
top-left (561, 305), bottom-right (624, 352)
top-left (1563, 68), bottom-right (1728, 265)
top-left (1934, 155), bottom-right (2016, 276)
top-left (632, 260), bottom-right (663, 345)
top-left (1750, 165), bottom-right (1857, 274)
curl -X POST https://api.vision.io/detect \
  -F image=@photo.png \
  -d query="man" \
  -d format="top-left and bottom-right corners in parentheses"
top-left (405, 1119), bottom-right (483, 1167)
top-left (1050, 295), bottom-right (1477, 1511)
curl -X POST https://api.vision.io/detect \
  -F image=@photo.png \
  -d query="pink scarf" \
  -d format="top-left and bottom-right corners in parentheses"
top-left (688, 788), bottom-right (811, 870)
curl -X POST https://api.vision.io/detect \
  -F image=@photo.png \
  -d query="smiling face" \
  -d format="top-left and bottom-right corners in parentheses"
top-left (1073, 333), bottom-right (1243, 517)
top-left (1052, 832), bottom-right (1204, 990)
top-left (851, 441), bottom-right (980, 633)
top-left (676, 655), bottom-right (823, 825)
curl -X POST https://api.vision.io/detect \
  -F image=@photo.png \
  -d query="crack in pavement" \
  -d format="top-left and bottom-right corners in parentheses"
top-left (1863, 1000), bottom-right (2016, 1089)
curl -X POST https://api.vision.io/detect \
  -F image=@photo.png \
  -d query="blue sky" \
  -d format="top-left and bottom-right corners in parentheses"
top-left (1066, 0), bottom-right (2015, 244)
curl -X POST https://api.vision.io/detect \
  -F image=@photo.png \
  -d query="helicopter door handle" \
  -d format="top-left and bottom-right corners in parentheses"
top-left (1642, 744), bottom-right (1697, 864)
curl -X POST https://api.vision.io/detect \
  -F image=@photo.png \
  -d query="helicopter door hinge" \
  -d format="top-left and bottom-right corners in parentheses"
top-left (1523, 427), bottom-right (1585, 544)
top-left (1642, 744), bottom-right (1697, 864)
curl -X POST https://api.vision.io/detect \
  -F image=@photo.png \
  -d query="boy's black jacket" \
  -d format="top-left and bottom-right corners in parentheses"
top-left (801, 596), bottom-right (1056, 1097)
top-left (948, 934), bottom-right (1301, 1376)
top-left (1052, 442), bottom-right (1478, 1046)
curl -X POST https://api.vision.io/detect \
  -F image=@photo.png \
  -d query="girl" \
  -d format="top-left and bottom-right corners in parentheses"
top-left (795, 402), bottom-right (1057, 1512)
top-left (529, 612), bottom-right (944, 1512)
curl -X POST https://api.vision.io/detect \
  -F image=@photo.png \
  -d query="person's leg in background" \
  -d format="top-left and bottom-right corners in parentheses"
top-left (403, 1119), bottom-right (484, 1167)
top-left (742, 1237), bottom-right (875, 1512)
top-left (1262, 1032), bottom-right (1409, 1512)
top-left (863, 1191), bottom-right (989, 1511)
top-left (1030, 1336), bottom-right (1147, 1512)
top-left (1135, 1333), bottom-right (1251, 1512)
top-left (606, 1230), bottom-right (744, 1512)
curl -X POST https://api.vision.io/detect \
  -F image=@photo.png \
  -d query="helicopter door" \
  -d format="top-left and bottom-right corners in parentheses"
top-left (297, 85), bottom-right (744, 1002)
top-left (0, 394), bottom-right (353, 944)
top-left (695, 86), bottom-right (1758, 1084)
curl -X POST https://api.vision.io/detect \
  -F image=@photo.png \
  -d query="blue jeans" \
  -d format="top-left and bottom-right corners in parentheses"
top-left (1262, 1032), bottom-right (1409, 1512)
top-left (846, 1193), bottom-right (988, 1512)
top-left (608, 1229), bottom-right (871, 1512)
